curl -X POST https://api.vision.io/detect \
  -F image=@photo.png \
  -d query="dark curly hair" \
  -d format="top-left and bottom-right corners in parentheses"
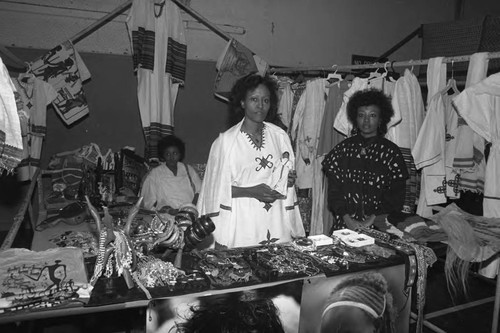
top-left (228, 73), bottom-right (280, 126)
top-left (346, 89), bottom-right (394, 136)
top-left (157, 135), bottom-right (185, 161)
top-left (321, 272), bottom-right (395, 333)
top-left (178, 291), bottom-right (284, 333)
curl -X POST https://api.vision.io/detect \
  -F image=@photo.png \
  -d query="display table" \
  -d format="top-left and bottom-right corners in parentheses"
top-left (0, 210), bottom-right (412, 332)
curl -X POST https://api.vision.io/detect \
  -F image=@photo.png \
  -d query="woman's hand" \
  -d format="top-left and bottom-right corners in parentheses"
top-left (119, 187), bottom-right (136, 197)
top-left (343, 214), bottom-right (375, 230)
top-left (254, 184), bottom-right (286, 203)
top-left (158, 205), bottom-right (178, 215)
top-left (232, 184), bottom-right (286, 203)
top-left (287, 170), bottom-right (297, 188)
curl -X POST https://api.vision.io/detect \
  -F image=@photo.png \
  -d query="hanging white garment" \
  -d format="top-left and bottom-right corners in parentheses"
top-left (383, 78), bottom-right (402, 133)
top-left (126, 0), bottom-right (187, 160)
top-left (453, 72), bottom-right (500, 217)
top-left (453, 72), bottom-right (500, 278)
top-left (413, 91), bottom-right (451, 206)
top-left (277, 80), bottom-right (294, 130)
top-left (452, 53), bottom-right (489, 193)
top-left (293, 78), bottom-right (327, 189)
top-left (13, 75), bottom-right (57, 181)
top-left (426, 57), bottom-right (447, 106)
top-left (414, 57), bottom-right (447, 217)
top-left (0, 57), bottom-right (23, 173)
top-left (388, 69), bottom-right (425, 149)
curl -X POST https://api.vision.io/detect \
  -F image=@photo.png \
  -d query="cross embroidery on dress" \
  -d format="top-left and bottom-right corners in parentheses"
top-left (255, 154), bottom-right (274, 171)
top-left (433, 179), bottom-right (447, 194)
top-left (446, 174), bottom-right (461, 196)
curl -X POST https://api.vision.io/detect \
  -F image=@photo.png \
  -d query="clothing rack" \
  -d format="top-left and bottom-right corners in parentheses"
top-left (269, 51), bottom-right (500, 74)
top-left (69, 0), bottom-right (234, 46)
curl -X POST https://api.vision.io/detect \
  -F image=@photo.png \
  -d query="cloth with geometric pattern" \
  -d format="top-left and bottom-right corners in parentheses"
top-left (322, 134), bottom-right (408, 230)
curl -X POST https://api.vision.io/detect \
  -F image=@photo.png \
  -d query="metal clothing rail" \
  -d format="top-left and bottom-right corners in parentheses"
top-left (269, 51), bottom-right (500, 74)
top-left (69, 0), bottom-right (234, 46)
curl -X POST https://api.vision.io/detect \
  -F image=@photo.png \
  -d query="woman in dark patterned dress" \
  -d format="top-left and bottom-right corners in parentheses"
top-left (322, 89), bottom-right (408, 231)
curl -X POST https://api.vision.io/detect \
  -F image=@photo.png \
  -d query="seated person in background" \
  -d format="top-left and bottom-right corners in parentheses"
top-left (322, 89), bottom-right (408, 231)
top-left (320, 272), bottom-right (395, 333)
top-left (140, 135), bottom-right (202, 214)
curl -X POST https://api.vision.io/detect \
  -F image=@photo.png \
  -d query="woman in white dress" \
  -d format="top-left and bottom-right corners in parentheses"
top-left (197, 74), bottom-right (305, 248)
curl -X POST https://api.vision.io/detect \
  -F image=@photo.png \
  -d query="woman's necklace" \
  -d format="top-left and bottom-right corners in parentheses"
top-left (242, 125), bottom-right (265, 149)
top-left (359, 136), bottom-right (377, 156)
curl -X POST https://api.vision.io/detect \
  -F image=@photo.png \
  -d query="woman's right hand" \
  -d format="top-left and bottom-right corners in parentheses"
top-left (253, 184), bottom-right (286, 203)
top-left (232, 183), bottom-right (285, 203)
top-left (343, 214), bottom-right (374, 230)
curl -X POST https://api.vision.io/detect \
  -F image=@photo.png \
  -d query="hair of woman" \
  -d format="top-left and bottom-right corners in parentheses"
top-left (157, 135), bottom-right (186, 161)
top-left (346, 89), bottom-right (394, 136)
top-left (178, 291), bottom-right (284, 333)
top-left (321, 272), bottom-right (395, 333)
top-left (228, 73), bottom-right (280, 125)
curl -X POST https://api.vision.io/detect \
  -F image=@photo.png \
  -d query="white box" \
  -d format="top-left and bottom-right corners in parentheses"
top-left (332, 228), bottom-right (375, 247)
top-left (332, 228), bottom-right (357, 240)
top-left (308, 234), bottom-right (334, 246)
top-left (342, 234), bottom-right (375, 247)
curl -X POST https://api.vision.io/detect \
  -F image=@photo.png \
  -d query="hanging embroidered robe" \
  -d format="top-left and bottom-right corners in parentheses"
top-left (0, 56), bottom-right (23, 173)
top-left (453, 72), bottom-right (500, 218)
top-left (413, 87), bottom-right (461, 206)
top-left (126, 0), bottom-right (187, 160)
top-left (13, 74), bottom-right (57, 181)
top-left (452, 52), bottom-right (489, 193)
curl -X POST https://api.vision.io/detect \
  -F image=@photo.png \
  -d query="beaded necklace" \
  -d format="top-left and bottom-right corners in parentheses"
top-left (242, 124), bottom-right (266, 150)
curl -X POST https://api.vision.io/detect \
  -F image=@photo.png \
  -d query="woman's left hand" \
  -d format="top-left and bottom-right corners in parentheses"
top-left (287, 170), bottom-right (297, 188)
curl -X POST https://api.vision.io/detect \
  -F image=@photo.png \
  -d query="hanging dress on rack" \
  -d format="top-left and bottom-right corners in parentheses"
top-left (13, 73), bottom-right (57, 181)
top-left (316, 79), bottom-right (349, 234)
top-left (413, 57), bottom-right (447, 217)
top-left (292, 78), bottom-right (327, 189)
top-left (0, 57), bottom-right (23, 173)
top-left (453, 71), bottom-right (500, 279)
top-left (452, 52), bottom-right (489, 193)
top-left (388, 69), bottom-right (425, 213)
top-left (126, 0), bottom-right (187, 160)
top-left (275, 76), bottom-right (294, 131)
top-left (412, 82), bottom-right (461, 208)
top-left (453, 72), bottom-right (500, 218)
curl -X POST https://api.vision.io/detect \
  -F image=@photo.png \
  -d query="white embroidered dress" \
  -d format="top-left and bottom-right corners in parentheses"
top-left (198, 121), bottom-right (304, 248)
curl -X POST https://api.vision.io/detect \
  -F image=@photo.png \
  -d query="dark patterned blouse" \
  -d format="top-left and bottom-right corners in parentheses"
top-left (322, 134), bottom-right (409, 230)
